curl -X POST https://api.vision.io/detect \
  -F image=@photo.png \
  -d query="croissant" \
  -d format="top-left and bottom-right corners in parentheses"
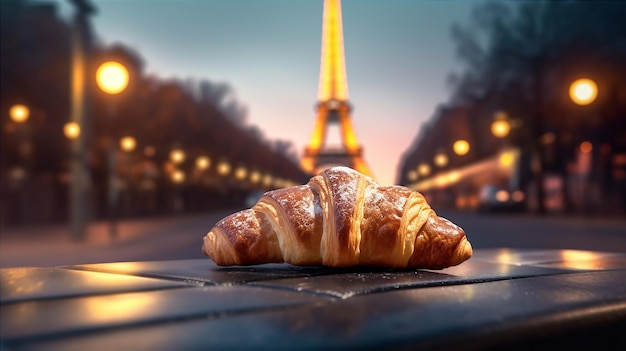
top-left (202, 166), bottom-right (472, 269)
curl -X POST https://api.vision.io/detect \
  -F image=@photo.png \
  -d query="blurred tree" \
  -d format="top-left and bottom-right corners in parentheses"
top-left (449, 0), bottom-right (626, 214)
top-left (0, 0), bottom-right (309, 225)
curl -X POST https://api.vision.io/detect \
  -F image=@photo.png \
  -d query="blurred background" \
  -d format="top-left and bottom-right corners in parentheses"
top-left (1, 0), bottom-right (625, 266)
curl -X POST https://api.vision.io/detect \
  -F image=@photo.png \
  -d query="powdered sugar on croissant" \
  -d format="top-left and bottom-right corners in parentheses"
top-left (202, 166), bottom-right (472, 269)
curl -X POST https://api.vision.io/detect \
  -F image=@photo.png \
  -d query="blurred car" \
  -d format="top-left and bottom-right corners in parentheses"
top-left (478, 185), bottom-right (525, 213)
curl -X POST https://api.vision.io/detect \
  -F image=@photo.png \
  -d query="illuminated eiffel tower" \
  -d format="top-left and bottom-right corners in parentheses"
top-left (301, 0), bottom-right (373, 178)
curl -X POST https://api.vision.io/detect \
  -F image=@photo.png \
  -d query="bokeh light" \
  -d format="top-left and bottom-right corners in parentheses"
top-left (63, 122), bottom-right (80, 139)
top-left (569, 78), bottom-right (598, 106)
top-left (96, 61), bottom-right (129, 95)
top-left (453, 140), bottom-right (470, 156)
top-left (9, 104), bottom-right (30, 123)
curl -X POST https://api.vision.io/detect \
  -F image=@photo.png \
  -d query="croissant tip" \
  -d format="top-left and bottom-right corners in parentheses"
top-left (453, 236), bottom-right (473, 265)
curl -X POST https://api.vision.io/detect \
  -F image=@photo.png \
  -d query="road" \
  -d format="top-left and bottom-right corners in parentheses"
top-left (1, 209), bottom-right (625, 268)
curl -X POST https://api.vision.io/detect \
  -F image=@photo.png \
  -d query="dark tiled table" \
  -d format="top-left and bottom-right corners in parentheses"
top-left (1, 249), bottom-right (625, 350)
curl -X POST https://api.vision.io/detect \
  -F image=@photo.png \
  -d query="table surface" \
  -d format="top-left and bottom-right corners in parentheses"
top-left (2, 248), bottom-right (626, 351)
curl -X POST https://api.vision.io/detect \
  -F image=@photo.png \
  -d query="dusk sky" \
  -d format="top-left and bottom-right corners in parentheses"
top-left (54, 0), bottom-right (478, 185)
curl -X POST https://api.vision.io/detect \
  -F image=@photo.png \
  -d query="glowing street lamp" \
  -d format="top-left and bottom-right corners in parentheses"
top-left (170, 149), bottom-right (185, 164)
top-left (63, 122), bottom-right (81, 139)
top-left (453, 140), bottom-right (470, 156)
top-left (196, 156), bottom-right (210, 170)
top-left (119, 136), bottom-right (136, 152)
top-left (434, 152), bottom-right (448, 168)
top-left (235, 166), bottom-right (247, 181)
top-left (250, 170), bottom-right (261, 184)
top-left (171, 169), bottom-right (185, 183)
top-left (569, 78), bottom-right (598, 106)
top-left (217, 160), bottom-right (231, 176)
top-left (9, 104), bottom-right (29, 123)
top-left (96, 61), bottom-right (130, 239)
top-left (418, 163), bottom-right (431, 177)
top-left (491, 111), bottom-right (511, 138)
top-left (96, 61), bottom-right (129, 95)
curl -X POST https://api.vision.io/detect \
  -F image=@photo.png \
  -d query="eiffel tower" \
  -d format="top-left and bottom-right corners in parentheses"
top-left (301, 0), bottom-right (374, 178)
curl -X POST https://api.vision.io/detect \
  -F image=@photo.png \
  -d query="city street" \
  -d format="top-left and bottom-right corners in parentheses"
top-left (1, 209), bottom-right (625, 269)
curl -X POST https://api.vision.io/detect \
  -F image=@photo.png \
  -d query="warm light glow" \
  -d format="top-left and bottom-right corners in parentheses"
top-left (495, 190), bottom-right (510, 202)
top-left (569, 78), bottom-right (598, 106)
top-left (434, 153), bottom-right (448, 167)
top-left (453, 140), bottom-right (470, 156)
top-left (119, 136), bottom-right (136, 152)
top-left (235, 166), bottom-right (247, 180)
top-left (144, 146), bottom-right (155, 157)
top-left (273, 178), bottom-right (286, 188)
top-left (414, 148), bottom-right (519, 193)
top-left (491, 119), bottom-right (511, 138)
top-left (263, 174), bottom-right (273, 187)
top-left (418, 163), bottom-right (431, 177)
top-left (499, 152), bottom-right (515, 168)
top-left (171, 169), bottom-right (185, 183)
top-left (63, 122), bottom-right (80, 139)
top-left (250, 171), bottom-right (261, 183)
top-left (170, 149), bottom-right (185, 164)
top-left (511, 190), bottom-right (525, 202)
top-left (407, 170), bottom-right (418, 181)
top-left (318, 0), bottom-right (349, 101)
top-left (580, 141), bottom-right (593, 154)
top-left (217, 161), bottom-right (231, 176)
top-left (196, 156), bottom-right (210, 170)
top-left (9, 104), bottom-right (30, 123)
top-left (96, 61), bottom-right (129, 95)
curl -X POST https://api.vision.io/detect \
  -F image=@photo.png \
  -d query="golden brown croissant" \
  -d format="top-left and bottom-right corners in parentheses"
top-left (202, 166), bottom-right (472, 269)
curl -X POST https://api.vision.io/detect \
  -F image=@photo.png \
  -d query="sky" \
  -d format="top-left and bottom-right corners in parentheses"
top-left (54, 0), bottom-right (478, 185)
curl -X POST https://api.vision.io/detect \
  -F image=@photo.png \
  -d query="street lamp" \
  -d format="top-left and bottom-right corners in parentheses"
top-left (63, 122), bottom-right (81, 139)
top-left (434, 152), bottom-right (448, 168)
top-left (453, 140), bottom-right (470, 156)
top-left (491, 111), bottom-right (511, 139)
top-left (418, 163), bottom-right (431, 177)
top-left (119, 136), bottom-right (136, 217)
top-left (569, 78), bottom-right (598, 106)
top-left (96, 61), bottom-right (129, 95)
top-left (250, 170), bottom-right (261, 184)
top-left (170, 149), bottom-right (185, 165)
top-left (217, 160), bottom-right (231, 176)
top-left (196, 156), bottom-right (210, 170)
top-left (235, 166), bottom-right (247, 181)
top-left (262, 173), bottom-right (273, 188)
top-left (96, 60), bottom-right (129, 239)
top-left (119, 136), bottom-right (136, 152)
top-left (172, 169), bottom-right (185, 183)
top-left (9, 104), bottom-right (29, 123)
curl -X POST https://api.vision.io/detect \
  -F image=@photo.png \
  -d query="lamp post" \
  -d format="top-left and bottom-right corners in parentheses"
top-left (2, 104), bottom-right (31, 230)
top-left (67, 0), bottom-right (96, 241)
top-left (96, 60), bottom-right (129, 239)
top-left (569, 78), bottom-right (599, 213)
top-left (120, 136), bottom-right (136, 217)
